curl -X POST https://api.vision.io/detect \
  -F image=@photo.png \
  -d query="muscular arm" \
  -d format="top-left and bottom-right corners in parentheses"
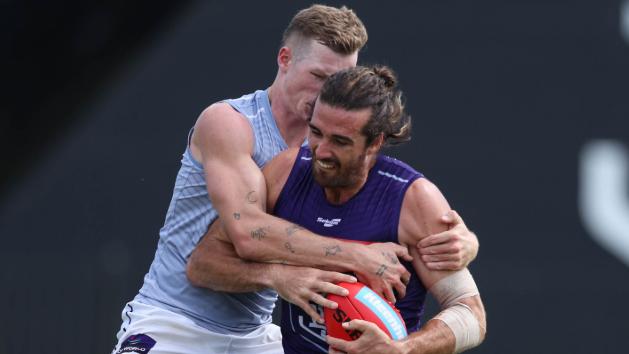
top-left (186, 148), bottom-right (298, 294)
top-left (187, 218), bottom-right (356, 322)
top-left (187, 219), bottom-right (278, 293)
top-left (188, 104), bottom-right (411, 301)
top-left (396, 179), bottom-right (485, 353)
top-left (327, 179), bottom-right (486, 354)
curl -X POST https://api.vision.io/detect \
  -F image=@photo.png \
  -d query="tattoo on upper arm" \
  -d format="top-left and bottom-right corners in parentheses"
top-left (376, 264), bottom-right (388, 277)
top-left (233, 212), bottom-right (241, 220)
top-left (246, 191), bottom-right (258, 204)
top-left (251, 226), bottom-right (270, 240)
top-left (324, 245), bottom-right (342, 256)
top-left (285, 224), bottom-right (304, 236)
top-left (382, 252), bottom-right (399, 265)
top-left (284, 242), bottom-right (296, 253)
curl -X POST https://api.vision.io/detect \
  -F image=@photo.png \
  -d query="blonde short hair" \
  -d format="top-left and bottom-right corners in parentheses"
top-left (282, 4), bottom-right (368, 55)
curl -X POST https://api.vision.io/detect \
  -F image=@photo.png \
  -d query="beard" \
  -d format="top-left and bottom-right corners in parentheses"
top-left (311, 151), bottom-right (367, 189)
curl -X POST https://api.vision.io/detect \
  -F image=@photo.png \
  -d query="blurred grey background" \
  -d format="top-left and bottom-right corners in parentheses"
top-left (2, 1), bottom-right (628, 353)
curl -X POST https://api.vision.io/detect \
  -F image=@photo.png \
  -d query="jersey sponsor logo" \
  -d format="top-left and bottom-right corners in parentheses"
top-left (316, 217), bottom-right (341, 227)
top-left (355, 287), bottom-right (407, 340)
top-left (377, 170), bottom-right (409, 183)
top-left (117, 333), bottom-right (156, 353)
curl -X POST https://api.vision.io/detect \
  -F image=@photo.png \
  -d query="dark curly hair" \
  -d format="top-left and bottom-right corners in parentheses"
top-left (319, 65), bottom-right (412, 147)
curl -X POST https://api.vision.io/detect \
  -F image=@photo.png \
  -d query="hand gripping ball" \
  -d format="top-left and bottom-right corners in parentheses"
top-left (325, 282), bottom-right (408, 341)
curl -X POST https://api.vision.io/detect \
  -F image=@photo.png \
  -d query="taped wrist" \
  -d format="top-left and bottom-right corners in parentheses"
top-left (430, 269), bottom-right (482, 353)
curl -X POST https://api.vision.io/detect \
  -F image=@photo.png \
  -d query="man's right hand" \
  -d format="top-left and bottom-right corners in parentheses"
top-left (353, 242), bottom-right (413, 303)
top-left (271, 266), bottom-right (358, 324)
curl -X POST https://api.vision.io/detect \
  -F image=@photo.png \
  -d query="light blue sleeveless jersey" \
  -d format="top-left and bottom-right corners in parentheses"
top-left (135, 90), bottom-right (287, 334)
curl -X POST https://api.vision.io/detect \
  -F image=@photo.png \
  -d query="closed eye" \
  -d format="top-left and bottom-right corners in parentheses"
top-left (333, 137), bottom-right (352, 146)
top-left (309, 125), bottom-right (322, 136)
top-left (311, 72), bottom-right (326, 80)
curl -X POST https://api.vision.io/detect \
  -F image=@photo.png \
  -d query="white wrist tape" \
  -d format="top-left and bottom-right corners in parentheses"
top-left (430, 269), bottom-right (479, 308)
top-left (434, 302), bottom-right (480, 353)
top-left (429, 269), bottom-right (482, 353)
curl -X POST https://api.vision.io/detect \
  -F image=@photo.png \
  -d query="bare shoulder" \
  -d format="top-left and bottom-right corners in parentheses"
top-left (404, 178), bottom-right (449, 211)
top-left (398, 178), bottom-right (451, 244)
top-left (197, 102), bottom-right (247, 124)
top-left (263, 147), bottom-right (300, 210)
top-left (194, 102), bottom-right (253, 140)
top-left (191, 102), bottom-right (254, 161)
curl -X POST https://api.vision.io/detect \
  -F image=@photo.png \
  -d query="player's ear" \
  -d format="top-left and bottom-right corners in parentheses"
top-left (277, 46), bottom-right (292, 73)
top-left (366, 133), bottom-right (384, 155)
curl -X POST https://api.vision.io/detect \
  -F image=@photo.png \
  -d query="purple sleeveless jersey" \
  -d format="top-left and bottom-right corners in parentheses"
top-left (275, 147), bottom-right (427, 354)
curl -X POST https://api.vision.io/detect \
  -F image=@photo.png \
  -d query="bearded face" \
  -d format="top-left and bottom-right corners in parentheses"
top-left (311, 147), bottom-right (367, 189)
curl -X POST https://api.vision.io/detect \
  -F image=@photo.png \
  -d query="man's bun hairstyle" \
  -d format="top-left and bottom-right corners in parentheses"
top-left (319, 65), bottom-right (412, 147)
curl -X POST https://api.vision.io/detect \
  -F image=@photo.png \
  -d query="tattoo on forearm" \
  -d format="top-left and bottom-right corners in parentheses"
top-left (285, 224), bottom-right (304, 237)
top-left (233, 212), bottom-right (241, 220)
top-left (284, 242), bottom-right (296, 253)
top-left (246, 191), bottom-right (258, 204)
top-left (250, 226), bottom-right (270, 240)
top-left (324, 245), bottom-right (342, 256)
top-left (382, 252), bottom-right (398, 265)
top-left (376, 264), bottom-right (388, 277)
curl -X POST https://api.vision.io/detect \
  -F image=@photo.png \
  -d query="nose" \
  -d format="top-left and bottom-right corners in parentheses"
top-left (314, 139), bottom-right (334, 160)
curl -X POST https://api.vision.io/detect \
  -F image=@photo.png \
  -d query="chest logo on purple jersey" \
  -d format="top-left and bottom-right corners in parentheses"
top-left (317, 217), bottom-right (342, 227)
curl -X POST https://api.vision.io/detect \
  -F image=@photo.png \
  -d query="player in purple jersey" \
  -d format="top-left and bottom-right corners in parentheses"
top-left (274, 146), bottom-right (428, 353)
top-left (197, 65), bottom-right (487, 354)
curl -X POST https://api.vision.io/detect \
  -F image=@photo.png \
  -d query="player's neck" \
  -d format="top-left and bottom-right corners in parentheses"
top-left (267, 85), bottom-right (309, 148)
top-left (322, 155), bottom-right (378, 205)
top-left (323, 184), bottom-right (364, 205)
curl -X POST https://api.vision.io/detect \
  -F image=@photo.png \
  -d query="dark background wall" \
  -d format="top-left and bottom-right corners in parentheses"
top-left (2, 1), bottom-right (628, 353)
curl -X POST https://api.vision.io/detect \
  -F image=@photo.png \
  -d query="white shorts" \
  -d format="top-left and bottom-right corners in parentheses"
top-left (111, 300), bottom-right (283, 354)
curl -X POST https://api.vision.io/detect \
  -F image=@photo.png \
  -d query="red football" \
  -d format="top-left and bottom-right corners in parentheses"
top-left (325, 282), bottom-right (408, 341)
